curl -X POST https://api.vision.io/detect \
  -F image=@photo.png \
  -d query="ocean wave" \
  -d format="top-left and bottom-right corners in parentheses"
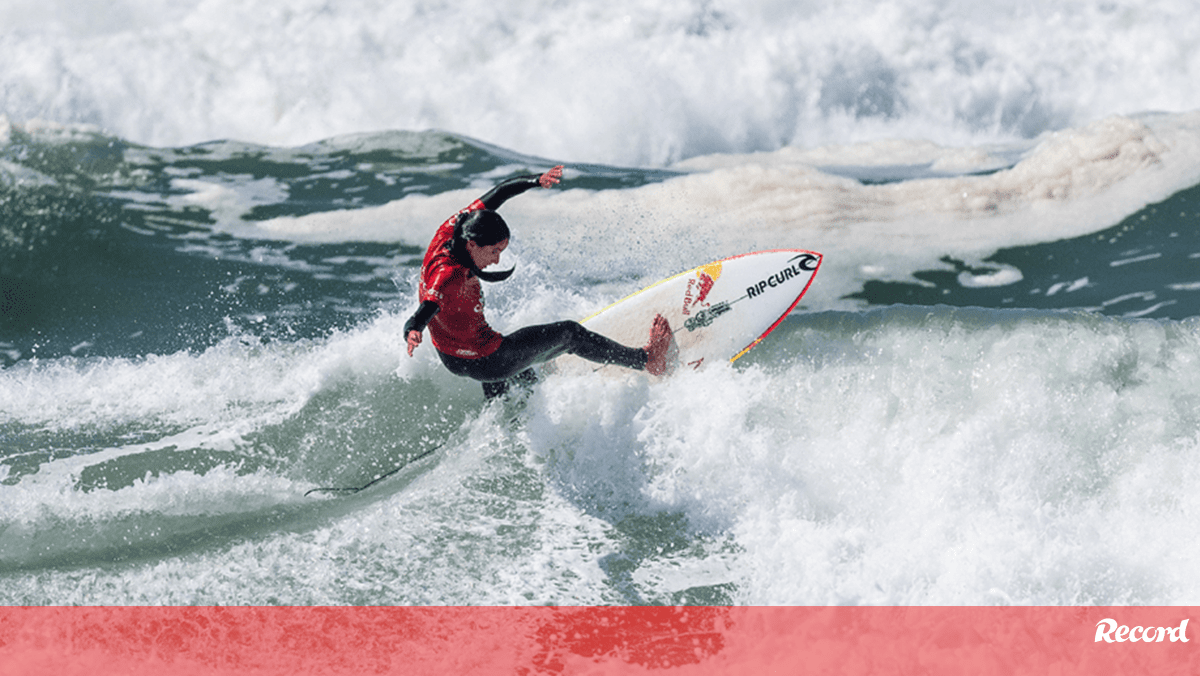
top-left (3, 0), bottom-right (1200, 165)
top-left (3, 304), bottom-right (1198, 603)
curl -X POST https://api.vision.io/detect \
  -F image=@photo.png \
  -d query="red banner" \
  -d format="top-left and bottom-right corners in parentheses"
top-left (1, 606), bottom-right (1196, 675)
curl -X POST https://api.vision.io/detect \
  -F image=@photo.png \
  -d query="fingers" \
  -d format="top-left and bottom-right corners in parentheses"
top-left (539, 165), bottom-right (563, 188)
top-left (406, 330), bottom-right (421, 357)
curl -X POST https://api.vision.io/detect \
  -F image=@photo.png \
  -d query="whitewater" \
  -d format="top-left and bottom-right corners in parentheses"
top-left (2, 0), bottom-right (1200, 609)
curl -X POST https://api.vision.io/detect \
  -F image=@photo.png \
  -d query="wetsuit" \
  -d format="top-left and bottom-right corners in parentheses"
top-left (405, 174), bottom-right (649, 398)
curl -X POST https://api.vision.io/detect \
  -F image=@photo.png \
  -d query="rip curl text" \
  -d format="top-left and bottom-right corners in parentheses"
top-left (745, 254), bottom-right (819, 299)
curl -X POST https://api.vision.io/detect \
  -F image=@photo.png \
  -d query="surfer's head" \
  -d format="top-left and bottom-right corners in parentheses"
top-left (457, 209), bottom-right (510, 247)
top-left (450, 210), bottom-right (514, 282)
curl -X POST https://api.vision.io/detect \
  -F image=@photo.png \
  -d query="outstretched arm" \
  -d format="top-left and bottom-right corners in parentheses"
top-left (478, 165), bottom-right (563, 211)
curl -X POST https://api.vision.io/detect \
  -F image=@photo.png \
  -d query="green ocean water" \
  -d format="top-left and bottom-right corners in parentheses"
top-left (2, 124), bottom-right (1200, 607)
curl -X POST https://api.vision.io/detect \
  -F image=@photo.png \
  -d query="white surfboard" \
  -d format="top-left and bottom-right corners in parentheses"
top-left (553, 249), bottom-right (822, 376)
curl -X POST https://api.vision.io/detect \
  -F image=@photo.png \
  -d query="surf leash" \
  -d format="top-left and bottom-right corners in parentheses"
top-left (303, 447), bottom-right (439, 497)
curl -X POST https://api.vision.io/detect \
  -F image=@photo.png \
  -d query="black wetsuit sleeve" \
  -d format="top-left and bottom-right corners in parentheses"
top-left (478, 174), bottom-right (543, 211)
top-left (404, 300), bottom-right (440, 335)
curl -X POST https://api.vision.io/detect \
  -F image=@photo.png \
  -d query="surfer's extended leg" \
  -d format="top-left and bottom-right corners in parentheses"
top-left (440, 317), bottom-right (677, 387)
top-left (499, 320), bottom-right (648, 374)
top-left (440, 320), bottom-right (650, 382)
top-left (501, 317), bottom-right (677, 375)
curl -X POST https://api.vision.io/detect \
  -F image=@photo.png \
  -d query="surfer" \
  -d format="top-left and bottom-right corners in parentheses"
top-left (404, 165), bottom-right (677, 398)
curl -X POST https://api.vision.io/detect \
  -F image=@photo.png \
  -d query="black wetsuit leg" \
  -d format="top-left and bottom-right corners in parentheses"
top-left (439, 321), bottom-right (648, 397)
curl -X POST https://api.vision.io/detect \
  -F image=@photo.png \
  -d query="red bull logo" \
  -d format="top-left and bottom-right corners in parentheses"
top-left (695, 271), bottom-right (715, 305)
top-left (682, 262), bottom-right (723, 316)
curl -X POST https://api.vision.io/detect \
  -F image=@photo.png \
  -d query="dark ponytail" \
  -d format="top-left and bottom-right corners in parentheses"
top-left (448, 209), bottom-right (515, 282)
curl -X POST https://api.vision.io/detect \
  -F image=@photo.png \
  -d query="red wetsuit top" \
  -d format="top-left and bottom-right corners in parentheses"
top-left (418, 198), bottom-right (504, 359)
top-left (406, 172), bottom-right (554, 360)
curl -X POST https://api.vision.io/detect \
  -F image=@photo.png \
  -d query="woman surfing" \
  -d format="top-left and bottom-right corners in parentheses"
top-left (404, 165), bottom-right (677, 398)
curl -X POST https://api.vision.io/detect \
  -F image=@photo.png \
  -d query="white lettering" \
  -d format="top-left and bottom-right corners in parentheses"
top-left (1169, 619), bottom-right (1190, 642)
top-left (1095, 618), bottom-right (1190, 643)
top-left (1096, 619), bottom-right (1118, 643)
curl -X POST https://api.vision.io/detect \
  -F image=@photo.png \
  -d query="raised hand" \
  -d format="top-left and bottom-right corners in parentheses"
top-left (539, 165), bottom-right (564, 189)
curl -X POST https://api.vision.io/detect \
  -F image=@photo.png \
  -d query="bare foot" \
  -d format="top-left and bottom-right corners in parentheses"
top-left (644, 314), bottom-right (679, 376)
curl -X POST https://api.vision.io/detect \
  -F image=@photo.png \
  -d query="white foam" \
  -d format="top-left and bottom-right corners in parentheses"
top-left (524, 309), bottom-right (1200, 604)
top-left (0, 312), bottom-right (424, 432)
top-left (220, 112), bottom-right (1200, 316)
top-left (1045, 277), bottom-right (1090, 296)
top-left (3, 0), bottom-right (1200, 165)
top-left (958, 265), bottom-right (1023, 288)
top-left (4, 305), bottom-right (1200, 605)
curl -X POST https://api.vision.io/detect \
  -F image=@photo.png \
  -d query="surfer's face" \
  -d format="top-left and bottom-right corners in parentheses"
top-left (466, 238), bottom-right (508, 269)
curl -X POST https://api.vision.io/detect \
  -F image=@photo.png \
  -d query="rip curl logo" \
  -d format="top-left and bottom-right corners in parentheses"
top-left (745, 253), bottom-right (819, 299)
top-left (1095, 618), bottom-right (1190, 643)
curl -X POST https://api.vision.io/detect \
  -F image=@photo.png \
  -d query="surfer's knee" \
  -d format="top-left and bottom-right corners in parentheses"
top-left (567, 320), bottom-right (594, 336)
top-left (546, 320), bottom-right (587, 347)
